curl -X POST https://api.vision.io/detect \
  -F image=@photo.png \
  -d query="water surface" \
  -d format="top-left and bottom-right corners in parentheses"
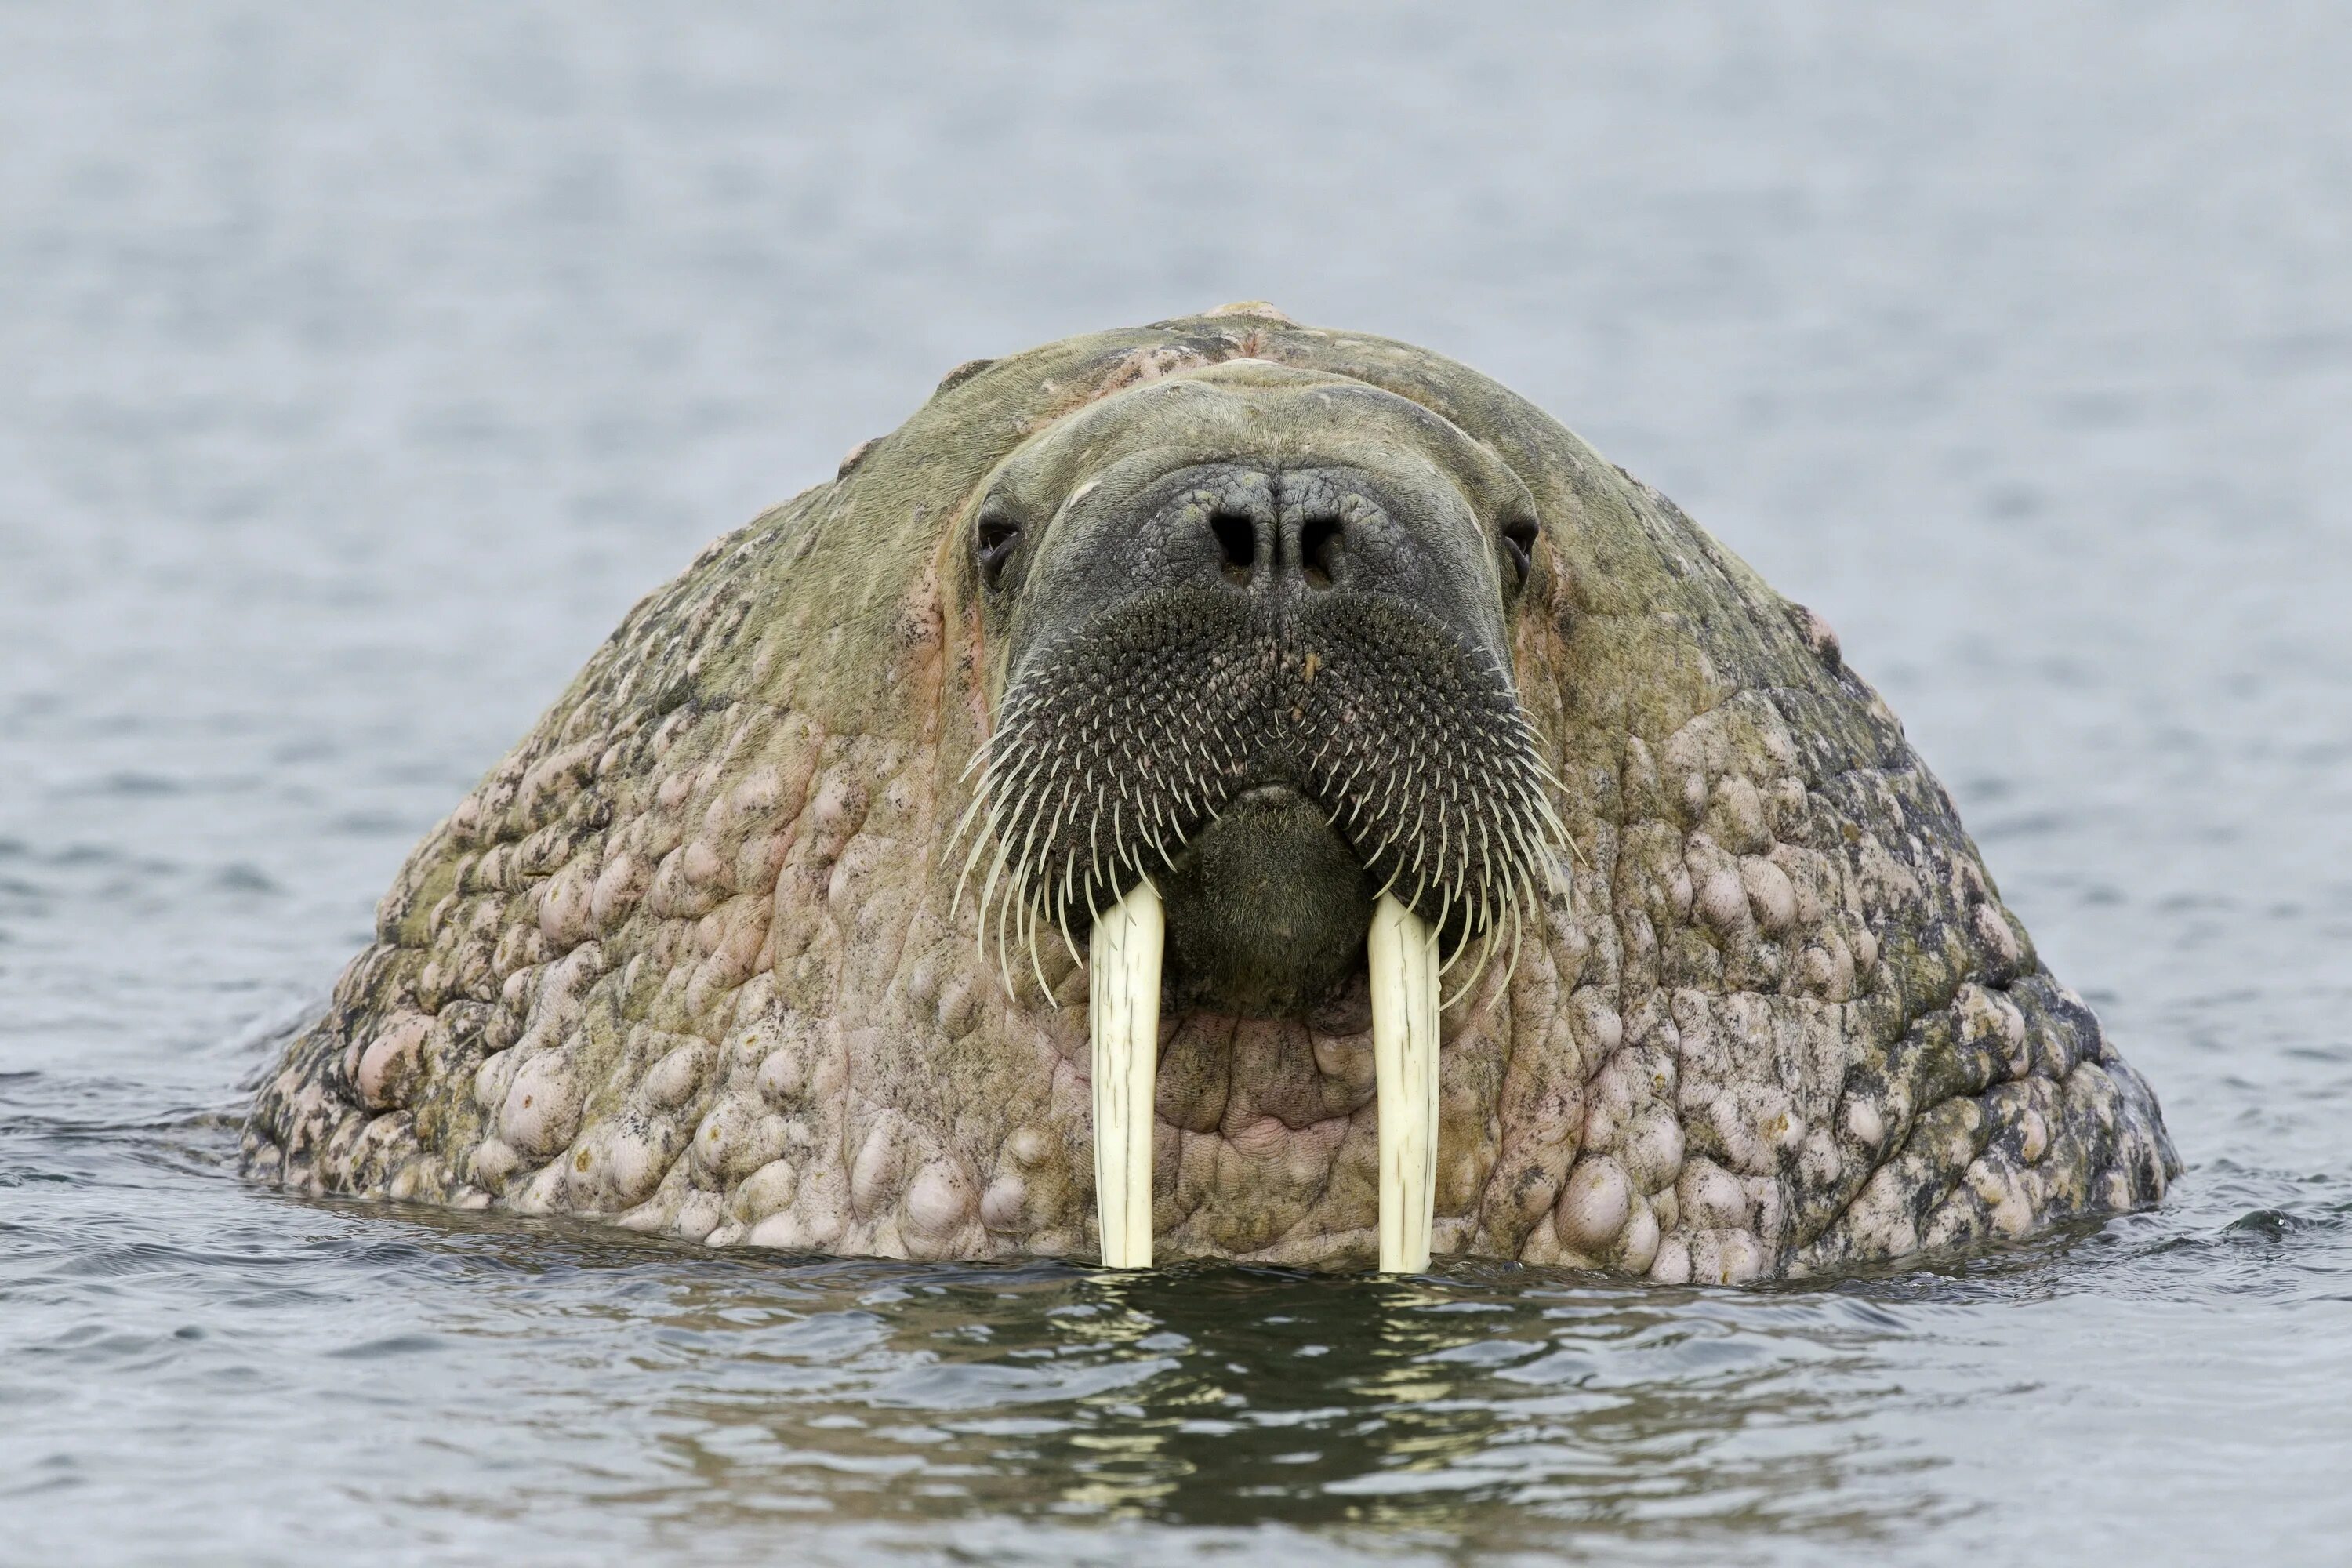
top-left (4, 5), bottom-right (2350, 1564)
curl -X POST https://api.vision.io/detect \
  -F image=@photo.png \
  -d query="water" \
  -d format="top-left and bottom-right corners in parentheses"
top-left (4, 5), bottom-right (2348, 1563)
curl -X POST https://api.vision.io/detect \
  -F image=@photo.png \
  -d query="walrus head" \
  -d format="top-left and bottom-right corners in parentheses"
top-left (964, 361), bottom-right (1559, 1002)
top-left (956, 361), bottom-right (1571, 1266)
top-left (242, 307), bottom-right (2176, 1282)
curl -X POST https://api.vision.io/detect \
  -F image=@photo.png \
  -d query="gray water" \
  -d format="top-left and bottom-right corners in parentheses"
top-left (3, 5), bottom-right (2348, 1564)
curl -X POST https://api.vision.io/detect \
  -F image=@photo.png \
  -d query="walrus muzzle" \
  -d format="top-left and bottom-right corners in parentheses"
top-left (953, 383), bottom-right (1568, 1270)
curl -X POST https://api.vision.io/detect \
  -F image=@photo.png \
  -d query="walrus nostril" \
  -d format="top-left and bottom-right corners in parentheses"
top-left (1301, 515), bottom-right (1344, 588)
top-left (1210, 510), bottom-right (1257, 584)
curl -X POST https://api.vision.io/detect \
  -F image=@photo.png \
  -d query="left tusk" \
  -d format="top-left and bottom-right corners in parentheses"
top-left (1369, 892), bottom-right (1441, 1273)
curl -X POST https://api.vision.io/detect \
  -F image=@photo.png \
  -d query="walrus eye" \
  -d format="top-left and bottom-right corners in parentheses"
top-left (1501, 514), bottom-right (1538, 589)
top-left (975, 512), bottom-right (1022, 590)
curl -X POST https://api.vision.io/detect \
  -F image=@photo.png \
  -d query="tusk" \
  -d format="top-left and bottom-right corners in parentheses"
top-left (1369, 892), bottom-right (1441, 1273)
top-left (1089, 877), bottom-right (1163, 1268)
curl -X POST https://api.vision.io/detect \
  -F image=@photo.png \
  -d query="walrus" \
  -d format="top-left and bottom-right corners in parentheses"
top-left (242, 304), bottom-right (2177, 1283)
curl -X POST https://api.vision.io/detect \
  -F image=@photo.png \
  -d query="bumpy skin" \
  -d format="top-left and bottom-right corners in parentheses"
top-left (242, 307), bottom-right (2177, 1281)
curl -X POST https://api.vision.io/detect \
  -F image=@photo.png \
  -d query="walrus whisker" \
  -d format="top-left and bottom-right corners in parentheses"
top-left (1008, 800), bottom-right (1054, 942)
top-left (1439, 902), bottom-right (1475, 979)
top-left (1339, 761), bottom-right (1374, 827)
top-left (1474, 816), bottom-right (1498, 926)
top-left (1087, 801), bottom-right (1105, 901)
top-left (1023, 891), bottom-right (1054, 1005)
top-left (1444, 877), bottom-right (1515, 1011)
top-left (994, 885), bottom-right (1020, 1002)
top-left (975, 829), bottom-right (1019, 968)
top-left (946, 768), bottom-right (994, 852)
top-left (996, 860), bottom-right (1033, 1002)
top-left (1111, 797), bottom-right (1137, 880)
top-left (952, 797), bottom-right (1008, 922)
top-left (1494, 891), bottom-right (1528, 999)
top-left (1531, 792), bottom-right (1583, 875)
top-left (1439, 930), bottom-right (1484, 1010)
top-left (1502, 816), bottom-right (1547, 907)
top-left (1038, 780), bottom-right (1075, 866)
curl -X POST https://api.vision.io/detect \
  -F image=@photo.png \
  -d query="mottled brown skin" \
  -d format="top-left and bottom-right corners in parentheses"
top-left (242, 305), bottom-right (2177, 1281)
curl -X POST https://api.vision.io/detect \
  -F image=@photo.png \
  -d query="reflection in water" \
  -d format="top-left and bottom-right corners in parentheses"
top-left (269, 1195), bottom-right (1946, 1552)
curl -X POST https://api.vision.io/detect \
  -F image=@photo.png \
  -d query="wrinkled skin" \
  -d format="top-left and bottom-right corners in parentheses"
top-left (243, 305), bottom-right (2177, 1282)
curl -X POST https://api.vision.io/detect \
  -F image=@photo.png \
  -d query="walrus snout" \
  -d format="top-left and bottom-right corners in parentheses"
top-left (960, 371), bottom-right (1569, 975)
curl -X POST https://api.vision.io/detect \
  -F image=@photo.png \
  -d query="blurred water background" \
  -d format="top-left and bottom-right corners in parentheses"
top-left (3, 4), bottom-right (2349, 1564)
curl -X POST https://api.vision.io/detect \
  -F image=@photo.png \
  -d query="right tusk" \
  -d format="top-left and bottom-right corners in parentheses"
top-left (1369, 892), bottom-right (1441, 1273)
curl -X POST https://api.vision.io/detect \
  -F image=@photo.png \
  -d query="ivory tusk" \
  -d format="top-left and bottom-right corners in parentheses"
top-left (1369, 892), bottom-right (1441, 1273)
top-left (1089, 878), bottom-right (1163, 1268)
